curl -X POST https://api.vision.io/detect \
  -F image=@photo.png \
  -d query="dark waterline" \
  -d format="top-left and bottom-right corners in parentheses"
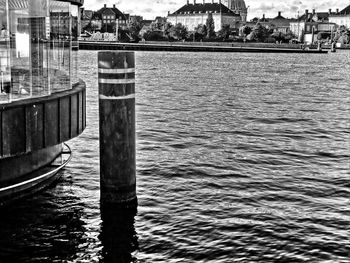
top-left (0, 51), bottom-right (349, 262)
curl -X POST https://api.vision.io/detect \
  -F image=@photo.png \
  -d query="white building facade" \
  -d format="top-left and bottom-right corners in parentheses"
top-left (167, 1), bottom-right (241, 32)
top-left (329, 15), bottom-right (350, 28)
top-left (329, 5), bottom-right (350, 28)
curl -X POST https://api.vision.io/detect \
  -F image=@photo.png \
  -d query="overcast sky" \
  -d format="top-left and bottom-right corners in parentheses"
top-left (84, 0), bottom-right (350, 20)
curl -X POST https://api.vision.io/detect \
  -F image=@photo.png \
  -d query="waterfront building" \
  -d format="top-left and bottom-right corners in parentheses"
top-left (270, 12), bottom-right (295, 34)
top-left (0, 0), bottom-right (86, 204)
top-left (249, 12), bottom-right (294, 34)
top-left (329, 5), bottom-right (350, 29)
top-left (290, 9), bottom-right (337, 43)
top-left (89, 4), bottom-right (128, 33)
top-left (256, 14), bottom-right (270, 29)
top-left (167, 0), bottom-right (241, 32)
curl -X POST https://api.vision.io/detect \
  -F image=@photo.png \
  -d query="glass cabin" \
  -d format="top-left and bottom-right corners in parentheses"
top-left (0, 0), bottom-right (81, 103)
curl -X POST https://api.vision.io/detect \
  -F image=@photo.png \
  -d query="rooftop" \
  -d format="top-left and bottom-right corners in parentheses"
top-left (96, 4), bottom-right (127, 20)
top-left (336, 4), bottom-right (350, 15)
top-left (170, 3), bottom-right (239, 16)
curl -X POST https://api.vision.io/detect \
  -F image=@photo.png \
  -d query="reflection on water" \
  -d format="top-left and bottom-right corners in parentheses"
top-left (0, 176), bottom-right (87, 262)
top-left (99, 207), bottom-right (138, 263)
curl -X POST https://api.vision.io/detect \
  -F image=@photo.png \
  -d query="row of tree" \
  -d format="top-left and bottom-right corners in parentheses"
top-left (332, 26), bottom-right (350, 44)
top-left (83, 15), bottom-right (350, 44)
top-left (84, 14), bottom-right (300, 43)
top-left (142, 13), bottom-right (217, 42)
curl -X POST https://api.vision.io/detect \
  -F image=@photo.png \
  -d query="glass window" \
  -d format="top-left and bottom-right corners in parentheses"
top-left (9, 0), bottom-right (50, 99)
top-left (71, 4), bottom-right (79, 84)
top-left (0, 0), bottom-right (80, 104)
top-left (50, 0), bottom-right (71, 92)
top-left (0, 0), bottom-right (11, 101)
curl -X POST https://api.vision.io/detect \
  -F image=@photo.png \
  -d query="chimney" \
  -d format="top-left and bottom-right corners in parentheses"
top-left (312, 9), bottom-right (315, 14)
top-left (263, 14), bottom-right (265, 19)
top-left (113, 4), bottom-right (115, 8)
top-left (187, 0), bottom-right (189, 4)
top-left (336, 8), bottom-right (339, 14)
top-left (329, 9), bottom-right (332, 14)
top-left (193, 0), bottom-right (196, 4)
top-left (104, 4), bottom-right (106, 8)
top-left (278, 11), bottom-right (281, 17)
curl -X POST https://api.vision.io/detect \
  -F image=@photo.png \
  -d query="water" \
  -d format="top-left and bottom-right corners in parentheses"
top-left (0, 51), bottom-right (349, 262)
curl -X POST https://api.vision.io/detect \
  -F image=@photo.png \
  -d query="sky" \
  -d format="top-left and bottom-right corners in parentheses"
top-left (84, 0), bottom-right (350, 20)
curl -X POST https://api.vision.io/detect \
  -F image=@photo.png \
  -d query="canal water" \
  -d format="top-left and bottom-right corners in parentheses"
top-left (0, 51), bottom-right (349, 262)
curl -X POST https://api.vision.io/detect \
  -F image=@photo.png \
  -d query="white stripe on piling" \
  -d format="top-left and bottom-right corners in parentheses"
top-left (98, 79), bottom-right (135, 84)
top-left (99, 94), bottom-right (135, 100)
top-left (98, 68), bottom-right (135, 74)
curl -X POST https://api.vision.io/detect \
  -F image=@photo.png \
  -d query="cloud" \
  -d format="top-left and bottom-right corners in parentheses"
top-left (83, 0), bottom-right (350, 20)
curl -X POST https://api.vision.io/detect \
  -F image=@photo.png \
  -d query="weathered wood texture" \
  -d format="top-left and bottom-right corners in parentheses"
top-left (0, 81), bottom-right (86, 159)
top-left (98, 51), bottom-right (137, 207)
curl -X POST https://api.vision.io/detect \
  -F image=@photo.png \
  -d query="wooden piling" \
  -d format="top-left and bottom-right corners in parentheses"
top-left (98, 51), bottom-right (137, 208)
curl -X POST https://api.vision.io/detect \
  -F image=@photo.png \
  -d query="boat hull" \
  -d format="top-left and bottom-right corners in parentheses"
top-left (0, 82), bottom-right (86, 205)
top-left (0, 143), bottom-right (72, 206)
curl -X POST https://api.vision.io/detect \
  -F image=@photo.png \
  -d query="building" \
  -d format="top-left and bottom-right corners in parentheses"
top-left (247, 12), bottom-right (294, 34)
top-left (270, 12), bottom-right (295, 34)
top-left (89, 4), bottom-right (128, 33)
top-left (224, 0), bottom-right (247, 22)
top-left (256, 14), bottom-right (270, 28)
top-left (167, 0), bottom-right (242, 32)
top-left (329, 5), bottom-right (350, 29)
top-left (290, 9), bottom-right (337, 43)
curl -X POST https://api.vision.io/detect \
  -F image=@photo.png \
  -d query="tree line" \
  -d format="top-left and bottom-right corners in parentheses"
top-left (83, 15), bottom-right (350, 44)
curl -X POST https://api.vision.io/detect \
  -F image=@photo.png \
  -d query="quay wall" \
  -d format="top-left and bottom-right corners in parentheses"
top-left (79, 41), bottom-right (328, 53)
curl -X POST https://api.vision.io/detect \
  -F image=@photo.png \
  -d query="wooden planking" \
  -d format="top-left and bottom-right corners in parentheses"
top-left (82, 88), bottom-right (86, 130)
top-left (44, 100), bottom-right (59, 147)
top-left (70, 94), bottom-right (78, 138)
top-left (0, 111), bottom-right (2, 157)
top-left (0, 83), bottom-right (86, 159)
top-left (2, 108), bottom-right (26, 156)
top-left (78, 93), bottom-right (84, 134)
top-left (25, 104), bottom-right (44, 152)
top-left (59, 97), bottom-right (71, 143)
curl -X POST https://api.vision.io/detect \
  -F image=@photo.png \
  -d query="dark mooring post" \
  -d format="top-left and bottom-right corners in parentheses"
top-left (98, 51), bottom-right (137, 209)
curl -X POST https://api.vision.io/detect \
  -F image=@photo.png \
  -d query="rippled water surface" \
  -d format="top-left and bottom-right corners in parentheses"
top-left (1, 51), bottom-right (349, 262)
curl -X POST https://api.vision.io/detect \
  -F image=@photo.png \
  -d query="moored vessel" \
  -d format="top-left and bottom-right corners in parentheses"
top-left (0, 0), bottom-right (86, 205)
